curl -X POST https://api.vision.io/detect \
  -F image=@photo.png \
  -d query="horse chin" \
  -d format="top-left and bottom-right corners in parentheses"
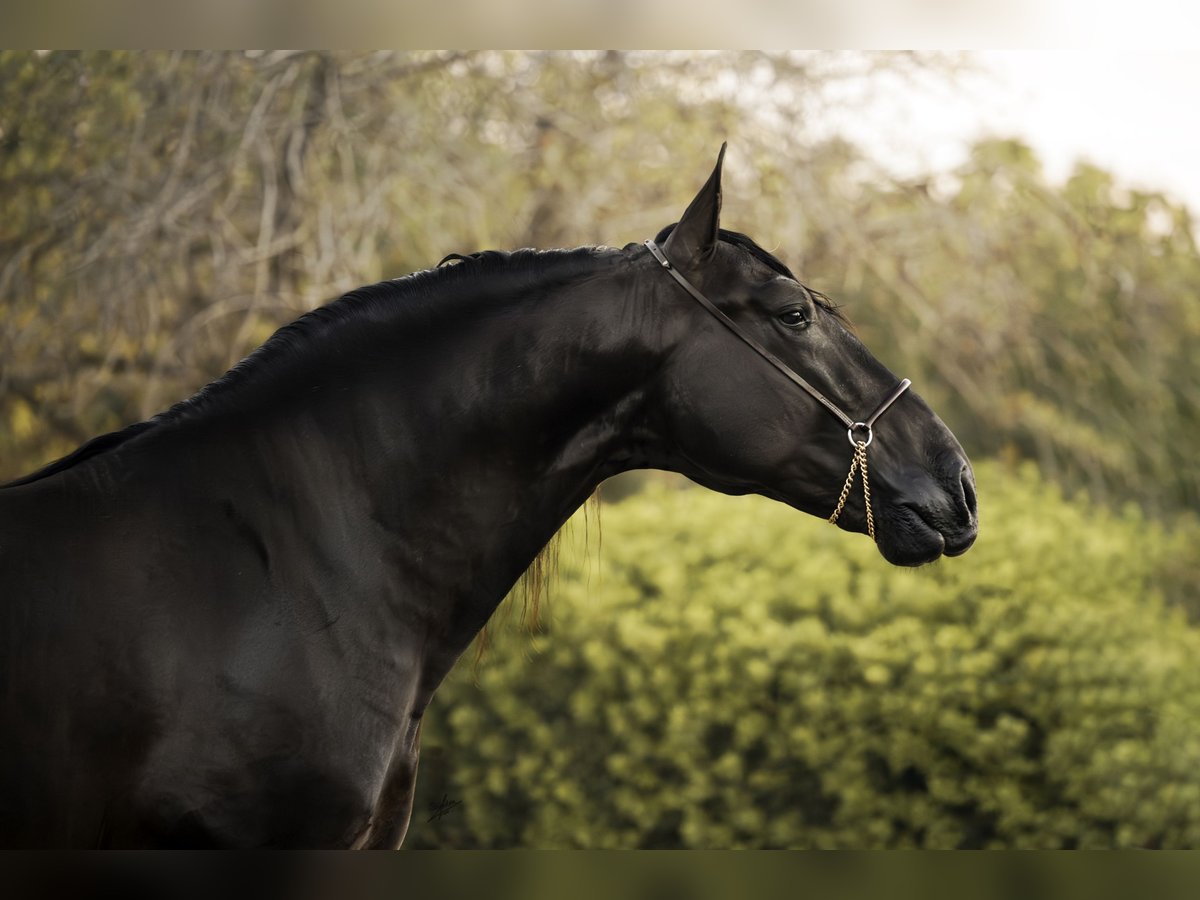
top-left (875, 506), bottom-right (948, 567)
top-left (743, 484), bottom-right (954, 568)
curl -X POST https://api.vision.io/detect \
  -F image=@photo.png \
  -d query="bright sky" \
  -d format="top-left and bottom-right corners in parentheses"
top-left (824, 51), bottom-right (1200, 214)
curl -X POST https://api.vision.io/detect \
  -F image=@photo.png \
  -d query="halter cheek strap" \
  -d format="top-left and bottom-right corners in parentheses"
top-left (644, 239), bottom-right (911, 540)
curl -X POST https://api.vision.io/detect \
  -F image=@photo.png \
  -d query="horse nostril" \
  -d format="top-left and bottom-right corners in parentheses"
top-left (959, 464), bottom-right (977, 519)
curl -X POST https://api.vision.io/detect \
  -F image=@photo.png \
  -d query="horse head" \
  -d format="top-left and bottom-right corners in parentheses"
top-left (641, 146), bottom-right (977, 566)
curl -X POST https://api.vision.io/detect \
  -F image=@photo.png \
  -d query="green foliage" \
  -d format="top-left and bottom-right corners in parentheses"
top-left (408, 463), bottom-right (1200, 848)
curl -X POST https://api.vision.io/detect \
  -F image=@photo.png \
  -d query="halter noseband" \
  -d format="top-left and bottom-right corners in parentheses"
top-left (644, 238), bottom-right (911, 540)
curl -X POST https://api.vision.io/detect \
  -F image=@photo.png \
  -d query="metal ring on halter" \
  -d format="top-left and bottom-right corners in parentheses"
top-left (848, 423), bottom-right (873, 448)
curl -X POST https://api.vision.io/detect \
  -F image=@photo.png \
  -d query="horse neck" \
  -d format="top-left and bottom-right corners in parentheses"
top-left (233, 251), bottom-right (659, 643)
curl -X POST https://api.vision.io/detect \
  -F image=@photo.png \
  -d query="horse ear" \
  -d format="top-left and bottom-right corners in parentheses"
top-left (663, 142), bottom-right (726, 265)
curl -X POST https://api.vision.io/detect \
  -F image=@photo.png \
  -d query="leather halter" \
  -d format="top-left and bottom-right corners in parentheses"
top-left (644, 239), bottom-right (910, 446)
top-left (644, 238), bottom-right (911, 536)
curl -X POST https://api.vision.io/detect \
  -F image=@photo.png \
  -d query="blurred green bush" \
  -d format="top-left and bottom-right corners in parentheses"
top-left (408, 462), bottom-right (1200, 848)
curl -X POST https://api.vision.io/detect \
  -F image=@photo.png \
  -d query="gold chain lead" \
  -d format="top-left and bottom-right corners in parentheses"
top-left (828, 441), bottom-right (874, 541)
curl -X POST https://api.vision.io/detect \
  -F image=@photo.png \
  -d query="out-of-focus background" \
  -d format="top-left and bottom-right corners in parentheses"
top-left (3, 51), bottom-right (1199, 848)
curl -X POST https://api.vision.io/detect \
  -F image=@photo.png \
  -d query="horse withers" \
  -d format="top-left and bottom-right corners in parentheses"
top-left (0, 146), bottom-right (977, 847)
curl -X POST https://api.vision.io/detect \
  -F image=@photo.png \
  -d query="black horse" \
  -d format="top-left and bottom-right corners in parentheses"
top-left (0, 148), bottom-right (977, 848)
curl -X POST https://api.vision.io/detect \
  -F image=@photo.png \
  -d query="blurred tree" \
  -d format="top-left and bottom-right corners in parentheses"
top-left (0, 50), bottom-right (940, 480)
top-left (776, 137), bottom-right (1200, 513)
top-left (2, 51), bottom-right (1197, 516)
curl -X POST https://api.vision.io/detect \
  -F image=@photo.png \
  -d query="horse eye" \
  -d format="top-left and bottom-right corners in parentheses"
top-left (778, 309), bottom-right (810, 329)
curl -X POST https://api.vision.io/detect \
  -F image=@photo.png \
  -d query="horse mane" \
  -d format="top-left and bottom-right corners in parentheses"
top-left (2, 246), bottom-right (608, 489)
top-left (7, 232), bottom-right (827, 491)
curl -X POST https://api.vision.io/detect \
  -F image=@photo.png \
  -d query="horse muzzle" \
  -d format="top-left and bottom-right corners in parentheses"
top-left (875, 456), bottom-right (978, 566)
